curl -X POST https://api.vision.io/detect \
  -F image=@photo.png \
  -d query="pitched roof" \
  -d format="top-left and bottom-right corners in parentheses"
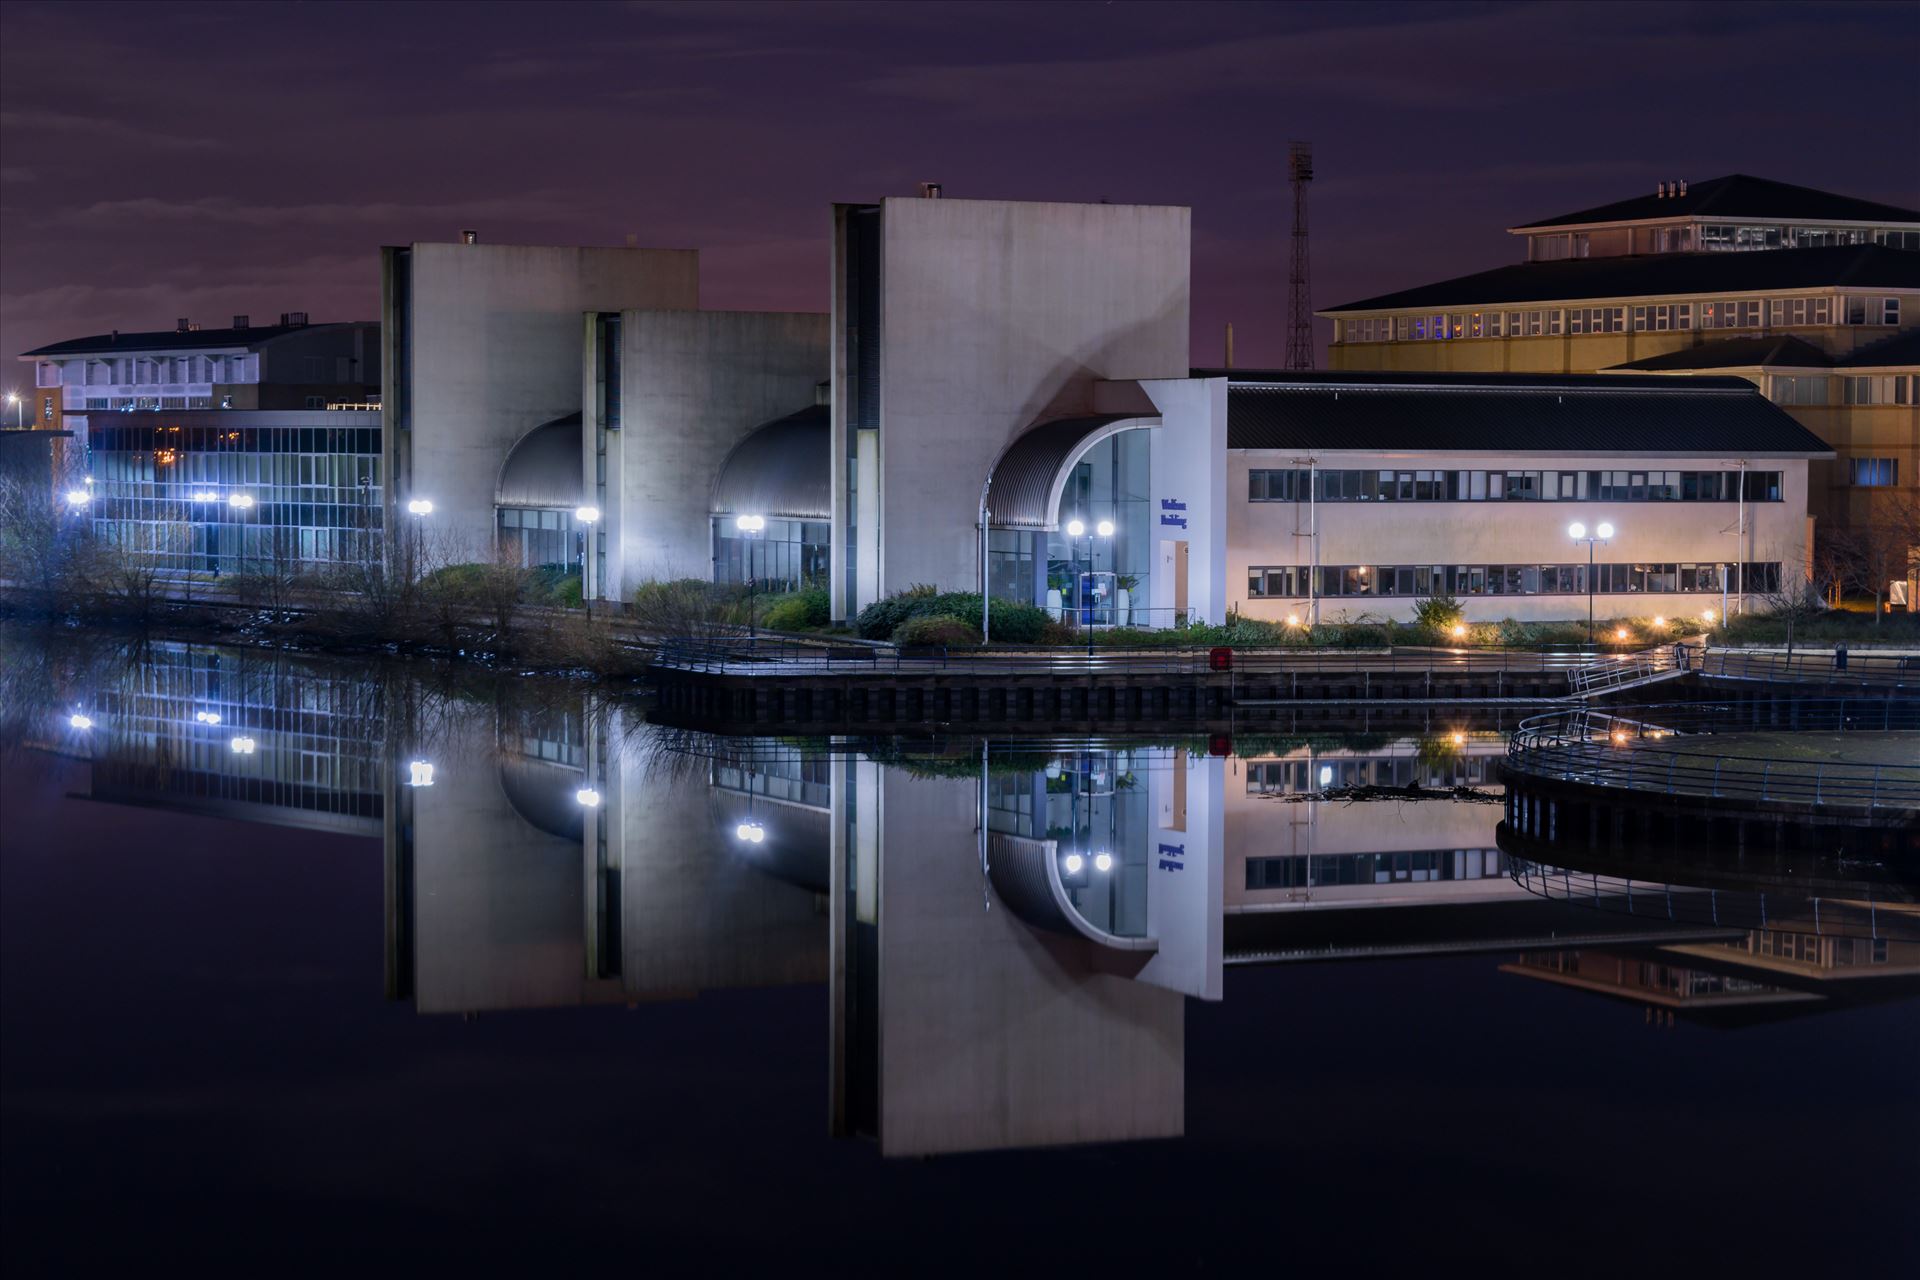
top-left (1217, 371), bottom-right (1833, 457)
top-left (19, 321), bottom-right (367, 358)
top-left (1514, 174), bottom-right (1920, 230)
top-left (1323, 244), bottom-right (1920, 313)
top-left (1607, 335), bottom-right (1834, 372)
top-left (1837, 326), bottom-right (1920, 368)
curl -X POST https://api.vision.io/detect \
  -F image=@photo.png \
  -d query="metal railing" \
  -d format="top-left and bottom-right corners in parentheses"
top-left (1507, 858), bottom-right (1907, 938)
top-left (1506, 699), bottom-right (1920, 811)
top-left (1566, 644), bottom-right (1689, 695)
top-left (1700, 647), bottom-right (1917, 690)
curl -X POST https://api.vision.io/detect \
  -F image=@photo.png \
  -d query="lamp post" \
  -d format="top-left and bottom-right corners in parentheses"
top-left (1065, 516), bottom-right (1114, 658)
top-left (574, 505), bottom-right (600, 610)
top-left (228, 492), bottom-right (256, 575)
top-left (735, 514), bottom-right (765, 643)
top-left (403, 497), bottom-right (433, 585)
top-left (1568, 520), bottom-right (1614, 647)
top-left (4, 390), bottom-right (22, 429)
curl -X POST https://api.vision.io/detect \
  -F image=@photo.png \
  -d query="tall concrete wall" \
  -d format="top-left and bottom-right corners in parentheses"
top-left (596, 309), bottom-right (826, 596)
top-left (834, 197), bottom-right (1191, 615)
top-left (870, 767), bottom-right (1184, 1157)
top-left (389, 243), bottom-right (698, 558)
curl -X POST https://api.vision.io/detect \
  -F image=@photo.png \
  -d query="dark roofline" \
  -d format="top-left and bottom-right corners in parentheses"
top-left (1512, 173), bottom-right (1920, 231)
top-left (1836, 326), bottom-right (1920, 368)
top-left (1603, 335), bottom-right (1836, 373)
top-left (1321, 244), bottom-right (1920, 314)
top-left (1194, 368), bottom-right (1764, 393)
top-left (19, 320), bottom-right (377, 359)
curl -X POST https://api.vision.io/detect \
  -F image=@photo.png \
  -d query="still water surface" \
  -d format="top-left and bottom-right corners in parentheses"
top-left (2, 633), bottom-right (1914, 1273)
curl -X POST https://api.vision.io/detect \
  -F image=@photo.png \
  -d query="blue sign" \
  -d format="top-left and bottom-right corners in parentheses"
top-left (1157, 840), bottom-right (1186, 872)
top-left (1160, 499), bottom-right (1187, 511)
top-left (1159, 512), bottom-right (1187, 529)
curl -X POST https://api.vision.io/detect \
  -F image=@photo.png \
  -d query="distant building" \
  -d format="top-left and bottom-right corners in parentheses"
top-left (1319, 175), bottom-right (1919, 536)
top-left (14, 314), bottom-right (384, 576)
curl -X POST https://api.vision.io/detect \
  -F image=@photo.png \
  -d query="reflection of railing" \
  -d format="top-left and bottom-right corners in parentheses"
top-left (1565, 645), bottom-right (1687, 696)
top-left (1508, 858), bottom-right (1910, 939)
top-left (1506, 700), bottom-right (1920, 811)
top-left (652, 638), bottom-right (1632, 680)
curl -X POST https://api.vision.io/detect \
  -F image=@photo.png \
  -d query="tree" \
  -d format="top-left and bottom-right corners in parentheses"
top-left (1830, 493), bottom-right (1920, 626)
top-left (1750, 542), bottom-right (1835, 657)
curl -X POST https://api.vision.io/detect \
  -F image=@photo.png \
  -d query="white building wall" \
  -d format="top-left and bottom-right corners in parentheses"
top-left (596, 309), bottom-right (826, 597)
top-left (1228, 452), bottom-right (1811, 624)
top-left (391, 242), bottom-right (699, 558)
top-left (836, 197), bottom-right (1191, 615)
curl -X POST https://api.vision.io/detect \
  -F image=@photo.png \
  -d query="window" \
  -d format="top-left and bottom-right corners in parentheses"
top-left (1850, 458), bottom-right (1898, 487)
top-left (1769, 375), bottom-right (1826, 406)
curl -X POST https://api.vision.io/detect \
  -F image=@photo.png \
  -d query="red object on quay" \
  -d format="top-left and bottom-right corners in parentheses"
top-left (1208, 646), bottom-right (1234, 671)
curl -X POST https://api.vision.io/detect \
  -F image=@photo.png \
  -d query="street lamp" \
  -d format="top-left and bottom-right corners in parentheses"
top-left (406, 498), bottom-right (433, 516)
top-left (407, 761), bottom-right (436, 788)
top-left (4, 390), bottom-right (22, 428)
top-left (735, 514), bottom-right (766, 643)
top-left (64, 488), bottom-right (90, 509)
top-left (1568, 520), bottom-right (1614, 647)
top-left (1065, 515), bottom-right (1114, 657)
top-left (574, 506), bottom-right (600, 606)
top-left (575, 787), bottom-right (602, 808)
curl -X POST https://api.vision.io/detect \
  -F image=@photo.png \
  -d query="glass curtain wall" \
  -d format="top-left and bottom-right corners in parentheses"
top-left (496, 508), bottom-right (578, 569)
top-left (711, 518), bottom-right (830, 590)
top-left (1044, 430), bottom-right (1152, 625)
top-left (986, 749), bottom-right (1150, 938)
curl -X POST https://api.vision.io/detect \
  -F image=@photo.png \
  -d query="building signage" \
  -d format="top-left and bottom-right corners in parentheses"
top-left (1157, 840), bottom-right (1185, 872)
top-left (1159, 498), bottom-right (1188, 529)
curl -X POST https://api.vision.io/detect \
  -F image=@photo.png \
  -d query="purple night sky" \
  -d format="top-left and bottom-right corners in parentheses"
top-left (3, 0), bottom-right (1916, 375)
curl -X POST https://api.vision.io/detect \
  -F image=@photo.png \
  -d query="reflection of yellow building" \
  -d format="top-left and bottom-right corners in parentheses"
top-left (1321, 175), bottom-right (1919, 557)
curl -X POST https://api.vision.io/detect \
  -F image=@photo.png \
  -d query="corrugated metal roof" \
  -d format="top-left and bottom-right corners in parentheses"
top-left (1323, 244), bottom-right (1920, 313)
top-left (1608, 335), bottom-right (1834, 371)
top-left (710, 405), bottom-right (829, 519)
top-left (496, 413), bottom-right (583, 508)
top-left (985, 414), bottom-right (1146, 530)
top-left (1225, 381), bottom-right (1833, 456)
top-left (1514, 174), bottom-right (1920, 230)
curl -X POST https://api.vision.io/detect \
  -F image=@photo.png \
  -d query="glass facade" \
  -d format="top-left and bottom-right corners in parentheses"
top-left (497, 507), bottom-right (580, 569)
top-left (86, 418), bottom-right (381, 575)
top-left (712, 517), bottom-right (829, 590)
top-left (1039, 429), bottom-right (1154, 624)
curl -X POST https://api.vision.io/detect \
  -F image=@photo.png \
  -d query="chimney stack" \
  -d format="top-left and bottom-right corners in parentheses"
top-left (919, 181), bottom-right (943, 198)
top-left (460, 229), bottom-right (478, 245)
top-left (176, 317), bottom-right (190, 333)
top-left (279, 311), bottom-right (308, 327)
top-left (1657, 181), bottom-right (1667, 198)
top-left (233, 315), bottom-right (249, 330)
top-left (1678, 179), bottom-right (1688, 197)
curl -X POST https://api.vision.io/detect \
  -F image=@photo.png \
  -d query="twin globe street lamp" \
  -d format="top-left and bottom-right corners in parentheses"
top-left (1065, 516), bottom-right (1114, 658)
top-left (1568, 520), bottom-right (1615, 646)
top-left (735, 513), bottom-right (767, 641)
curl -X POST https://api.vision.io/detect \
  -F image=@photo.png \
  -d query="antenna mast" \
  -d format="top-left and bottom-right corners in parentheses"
top-left (1286, 141), bottom-right (1315, 370)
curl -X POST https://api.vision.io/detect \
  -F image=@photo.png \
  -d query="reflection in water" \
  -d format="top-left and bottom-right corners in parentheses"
top-left (4, 631), bottom-right (1915, 1159)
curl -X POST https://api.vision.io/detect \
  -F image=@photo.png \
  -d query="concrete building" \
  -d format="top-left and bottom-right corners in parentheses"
top-left (1319, 174), bottom-right (1919, 534)
top-left (1220, 369), bottom-right (1829, 624)
top-left (381, 240), bottom-right (700, 563)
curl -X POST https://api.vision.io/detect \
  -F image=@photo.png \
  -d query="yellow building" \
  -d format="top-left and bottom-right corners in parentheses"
top-left (1321, 175), bottom-right (1919, 575)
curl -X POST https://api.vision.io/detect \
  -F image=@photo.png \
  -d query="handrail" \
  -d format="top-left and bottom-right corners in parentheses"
top-left (1506, 858), bottom-right (1903, 938)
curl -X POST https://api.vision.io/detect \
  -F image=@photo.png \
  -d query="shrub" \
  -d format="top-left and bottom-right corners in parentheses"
top-left (893, 615), bottom-right (982, 647)
top-left (853, 589), bottom-right (1048, 643)
top-left (1412, 592), bottom-right (1465, 635)
top-left (762, 586), bottom-right (831, 632)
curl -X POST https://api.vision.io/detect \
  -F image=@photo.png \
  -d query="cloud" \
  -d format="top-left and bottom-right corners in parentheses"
top-left (0, 109), bottom-right (224, 152)
top-left (61, 193), bottom-right (582, 230)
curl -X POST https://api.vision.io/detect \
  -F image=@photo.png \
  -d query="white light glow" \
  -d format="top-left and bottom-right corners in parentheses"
top-left (407, 498), bottom-right (434, 516)
top-left (1066, 518), bottom-right (1085, 537)
top-left (1063, 853), bottom-right (1085, 875)
top-left (1702, 609), bottom-right (1717, 623)
top-left (1451, 623), bottom-right (1468, 638)
top-left (1093, 852), bottom-right (1114, 873)
top-left (227, 493), bottom-right (254, 510)
top-left (68, 712), bottom-right (94, 730)
top-left (1567, 522), bottom-right (1586, 540)
top-left (1285, 614), bottom-right (1301, 627)
top-left (1095, 519), bottom-right (1115, 538)
top-left (229, 736), bottom-right (256, 754)
top-left (735, 821), bottom-right (766, 843)
top-left (1319, 765), bottom-right (1334, 787)
top-left (65, 489), bottom-right (90, 506)
top-left (575, 788), bottom-right (602, 808)
top-left (574, 506), bottom-right (601, 523)
top-left (735, 513), bottom-right (765, 533)
top-left (1596, 521), bottom-right (1615, 539)
top-left (195, 711), bottom-right (222, 725)
top-left (1653, 616), bottom-right (1666, 627)
top-left (191, 490), bottom-right (219, 503)
top-left (407, 761), bottom-right (435, 787)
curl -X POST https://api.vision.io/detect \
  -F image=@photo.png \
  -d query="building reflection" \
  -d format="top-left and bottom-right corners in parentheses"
top-left (15, 634), bottom-right (1915, 1157)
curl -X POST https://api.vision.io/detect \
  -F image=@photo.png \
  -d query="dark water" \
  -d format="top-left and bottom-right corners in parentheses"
top-left (2, 633), bottom-right (1914, 1274)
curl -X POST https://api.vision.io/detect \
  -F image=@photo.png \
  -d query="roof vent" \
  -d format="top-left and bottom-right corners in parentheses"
top-left (176, 317), bottom-right (191, 332)
top-left (232, 314), bottom-right (249, 330)
top-left (460, 229), bottom-right (478, 245)
top-left (279, 311), bottom-right (308, 327)
top-left (919, 182), bottom-right (942, 199)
